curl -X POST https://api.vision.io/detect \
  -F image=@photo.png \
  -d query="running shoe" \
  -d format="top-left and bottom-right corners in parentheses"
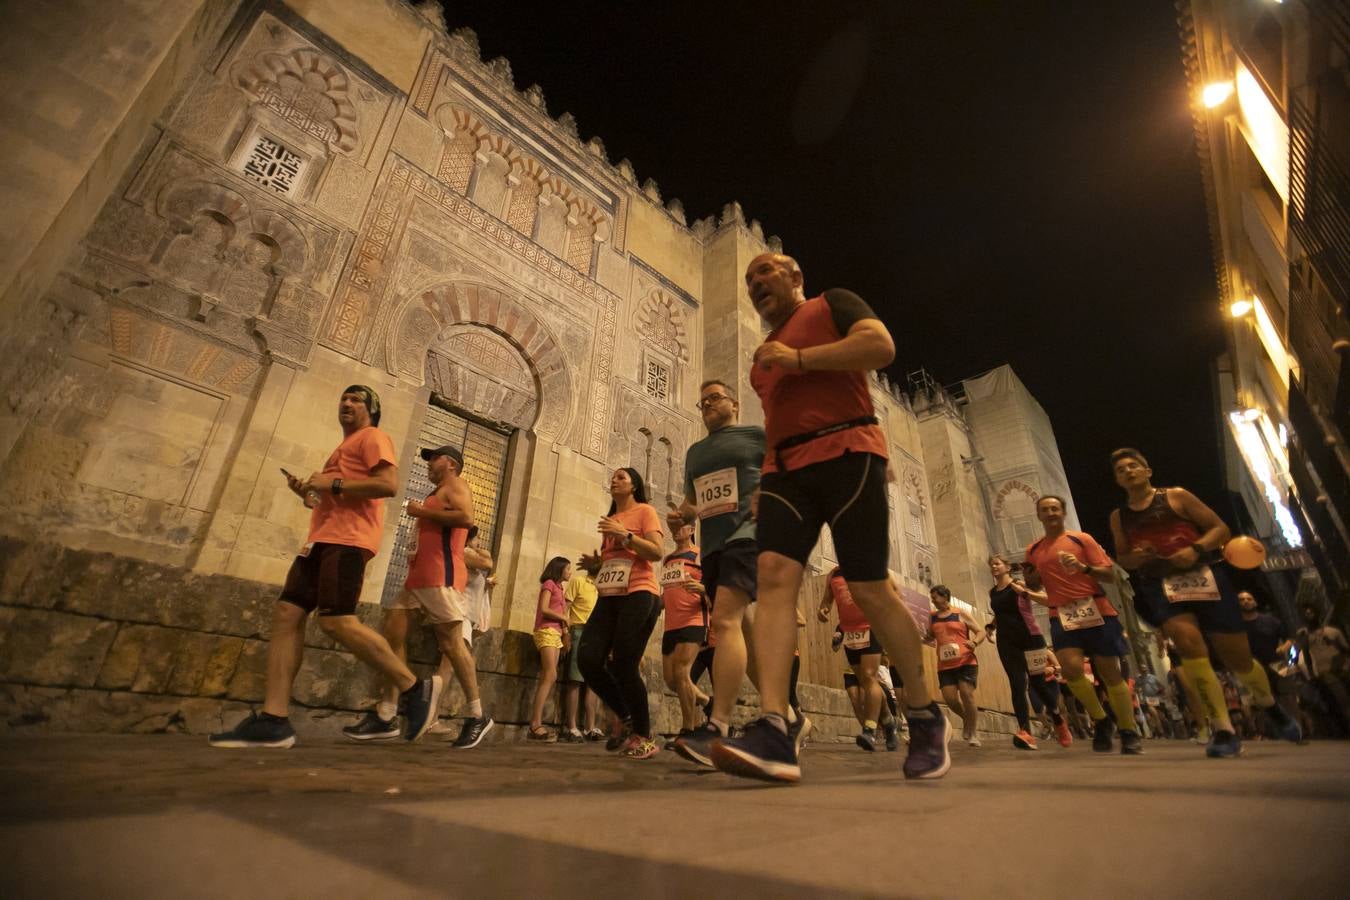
top-left (1262, 703), bottom-right (1303, 743)
top-left (967, 735), bottom-right (982, 748)
top-left (558, 729), bottom-right (585, 744)
top-left (623, 736), bottom-right (660, 759)
top-left (209, 711), bottom-right (296, 749)
top-left (1119, 729), bottom-right (1144, 755)
top-left (1053, 721), bottom-right (1073, 748)
top-left (902, 704), bottom-right (951, 780)
top-left (710, 718), bottom-right (801, 784)
top-left (526, 726), bottom-right (557, 743)
top-left (427, 718), bottom-right (455, 735)
top-left (342, 710), bottom-right (400, 742)
top-left (583, 728), bottom-right (605, 742)
top-left (399, 676), bottom-right (443, 743)
top-left (883, 720), bottom-right (900, 752)
top-left (605, 723), bottom-right (631, 752)
top-left (451, 716), bottom-right (495, 749)
top-left (672, 721), bottom-right (720, 768)
top-left (789, 712), bottom-right (814, 756)
top-left (1205, 730), bottom-right (1243, 759)
top-left (1091, 716), bottom-right (1116, 753)
top-left (1012, 729), bottom-right (1038, 751)
top-left (856, 728), bottom-right (877, 752)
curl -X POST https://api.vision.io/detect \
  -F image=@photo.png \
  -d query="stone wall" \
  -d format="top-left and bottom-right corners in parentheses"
top-left (0, 537), bottom-right (1019, 743)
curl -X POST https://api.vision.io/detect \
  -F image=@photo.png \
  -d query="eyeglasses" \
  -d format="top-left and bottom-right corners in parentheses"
top-left (695, 393), bottom-right (731, 410)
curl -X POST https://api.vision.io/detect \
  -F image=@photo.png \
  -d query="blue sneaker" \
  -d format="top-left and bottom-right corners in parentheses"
top-left (672, 721), bottom-right (720, 768)
top-left (902, 704), bottom-right (951, 780)
top-left (399, 675), bottom-right (443, 743)
top-left (856, 727), bottom-right (877, 752)
top-left (1262, 703), bottom-right (1303, 743)
top-left (710, 717), bottom-right (800, 783)
top-left (1205, 729), bottom-right (1243, 758)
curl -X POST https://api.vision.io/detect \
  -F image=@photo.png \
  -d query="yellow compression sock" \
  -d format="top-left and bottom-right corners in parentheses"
top-left (864, 719), bottom-right (878, 731)
top-left (1180, 657), bottom-right (1234, 733)
top-left (1105, 682), bottom-right (1139, 733)
top-left (1066, 677), bottom-right (1107, 720)
top-left (1235, 660), bottom-right (1276, 708)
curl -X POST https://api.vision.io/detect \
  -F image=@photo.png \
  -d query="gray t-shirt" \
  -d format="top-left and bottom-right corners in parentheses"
top-left (684, 424), bottom-right (765, 555)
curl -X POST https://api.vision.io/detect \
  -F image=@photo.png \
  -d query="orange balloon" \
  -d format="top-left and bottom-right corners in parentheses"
top-left (1223, 535), bottom-right (1267, 569)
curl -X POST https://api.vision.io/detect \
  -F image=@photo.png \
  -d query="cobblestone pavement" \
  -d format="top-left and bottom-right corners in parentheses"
top-left (2, 733), bottom-right (1347, 899)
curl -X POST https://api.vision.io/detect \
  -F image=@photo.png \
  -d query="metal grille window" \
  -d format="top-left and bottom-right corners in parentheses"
top-left (644, 358), bottom-right (670, 402)
top-left (381, 399), bottom-right (511, 604)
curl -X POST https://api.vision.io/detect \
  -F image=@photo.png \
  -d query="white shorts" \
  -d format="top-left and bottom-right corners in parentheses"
top-left (387, 586), bottom-right (472, 637)
top-left (877, 664), bottom-right (894, 691)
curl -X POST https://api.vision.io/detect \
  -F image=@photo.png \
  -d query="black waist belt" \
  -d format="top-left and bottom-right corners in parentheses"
top-left (772, 416), bottom-right (879, 465)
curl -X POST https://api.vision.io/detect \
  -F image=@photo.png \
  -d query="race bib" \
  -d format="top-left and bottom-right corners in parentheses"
top-left (842, 628), bottom-right (872, 650)
top-left (1059, 596), bottom-right (1105, 631)
top-left (694, 467), bottom-right (738, 519)
top-left (939, 643), bottom-right (963, 663)
top-left (596, 558), bottom-right (633, 596)
top-left (1024, 648), bottom-right (1049, 674)
top-left (660, 561), bottom-right (687, 588)
top-left (1163, 565), bottom-right (1221, 603)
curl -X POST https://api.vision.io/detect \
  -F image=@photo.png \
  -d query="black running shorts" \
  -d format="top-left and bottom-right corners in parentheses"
top-left (278, 543), bottom-right (368, 616)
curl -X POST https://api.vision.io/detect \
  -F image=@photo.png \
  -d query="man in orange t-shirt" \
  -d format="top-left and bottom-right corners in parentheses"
top-left (210, 385), bottom-right (443, 749)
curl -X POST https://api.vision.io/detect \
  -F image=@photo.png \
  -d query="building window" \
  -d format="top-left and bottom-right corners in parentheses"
top-left (643, 358), bottom-right (670, 402)
top-left (239, 134), bottom-right (306, 196)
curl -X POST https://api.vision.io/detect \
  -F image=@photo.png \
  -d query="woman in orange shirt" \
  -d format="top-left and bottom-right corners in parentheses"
top-left (576, 467), bottom-right (666, 759)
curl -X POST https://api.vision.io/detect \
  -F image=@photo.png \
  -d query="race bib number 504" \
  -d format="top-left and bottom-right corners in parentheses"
top-left (694, 467), bottom-right (738, 519)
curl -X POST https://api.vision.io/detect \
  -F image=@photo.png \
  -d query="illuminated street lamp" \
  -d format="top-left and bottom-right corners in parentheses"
top-left (1202, 81), bottom-right (1234, 108)
top-left (1229, 298), bottom-right (1253, 317)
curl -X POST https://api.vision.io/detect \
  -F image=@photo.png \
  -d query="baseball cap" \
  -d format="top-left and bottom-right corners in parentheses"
top-left (420, 445), bottom-right (464, 469)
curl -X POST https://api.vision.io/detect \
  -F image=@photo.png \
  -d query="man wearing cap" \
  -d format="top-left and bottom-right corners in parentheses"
top-left (344, 443), bottom-right (495, 749)
top-left (210, 386), bottom-right (443, 748)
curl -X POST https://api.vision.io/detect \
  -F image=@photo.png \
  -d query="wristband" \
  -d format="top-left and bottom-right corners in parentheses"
top-left (623, 531), bottom-right (634, 548)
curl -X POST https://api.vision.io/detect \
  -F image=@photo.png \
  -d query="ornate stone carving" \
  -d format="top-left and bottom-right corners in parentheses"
top-left (635, 290), bottom-right (690, 362)
top-left (233, 48), bottom-right (359, 152)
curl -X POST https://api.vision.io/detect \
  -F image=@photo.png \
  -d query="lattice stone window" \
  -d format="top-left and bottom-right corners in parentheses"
top-left (643, 358), bottom-right (670, 402)
top-left (239, 134), bottom-right (306, 196)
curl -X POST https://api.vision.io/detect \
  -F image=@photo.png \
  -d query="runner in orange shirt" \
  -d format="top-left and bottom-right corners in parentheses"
top-left (210, 386), bottom-right (442, 748)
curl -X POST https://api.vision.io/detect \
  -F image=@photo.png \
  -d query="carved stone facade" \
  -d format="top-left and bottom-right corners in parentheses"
top-left (0, 0), bottom-right (1068, 732)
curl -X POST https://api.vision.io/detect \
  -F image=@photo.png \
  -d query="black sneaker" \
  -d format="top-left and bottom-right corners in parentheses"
top-left (1119, 729), bottom-right (1143, 755)
top-left (399, 675), bottom-right (443, 743)
top-left (672, 721), bottom-right (720, 768)
top-left (558, 729), bottom-right (585, 744)
top-left (789, 712), bottom-right (814, 756)
top-left (209, 711), bottom-right (296, 749)
top-left (1263, 702), bottom-right (1303, 743)
top-left (856, 728), bottom-right (877, 752)
top-left (902, 704), bottom-right (951, 780)
top-left (342, 710), bottom-right (400, 742)
top-left (710, 717), bottom-right (800, 783)
top-left (1092, 716), bottom-right (1116, 753)
top-left (883, 721), bottom-right (900, 752)
top-left (451, 715), bottom-right (494, 749)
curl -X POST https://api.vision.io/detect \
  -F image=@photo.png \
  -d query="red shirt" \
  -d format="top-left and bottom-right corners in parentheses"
top-left (534, 579), bottom-right (566, 633)
top-left (661, 547), bottom-right (706, 631)
top-left (931, 611), bottom-right (978, 670)
top-left (830, 571), bottom-right (871, 631)
top-left (404, 492), bottom-right (468, 591)
top-left (750, 295), bottom-right (888, 474)
top-left (307, 426), bottom-right (397, 556)
top-left (1024, 530), bottom-right (1119, 618)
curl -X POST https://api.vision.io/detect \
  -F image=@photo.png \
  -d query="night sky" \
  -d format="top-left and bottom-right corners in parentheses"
top-left (440, 1), bottom-right (1228, 539)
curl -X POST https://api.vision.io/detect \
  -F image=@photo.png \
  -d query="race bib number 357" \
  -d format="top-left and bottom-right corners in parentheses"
top-left (694, 467), bottom-right (738, 519)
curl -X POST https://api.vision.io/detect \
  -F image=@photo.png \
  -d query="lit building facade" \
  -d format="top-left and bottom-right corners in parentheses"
top-left (1178, 0), bottom-right (1349, 622)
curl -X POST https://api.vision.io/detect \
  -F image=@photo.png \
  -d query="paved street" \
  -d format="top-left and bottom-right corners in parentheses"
top-left (2, 732), bottom-right (1347, 899)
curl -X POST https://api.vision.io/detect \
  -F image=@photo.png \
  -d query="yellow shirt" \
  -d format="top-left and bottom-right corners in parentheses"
top-left (565, 572), bottom-right (598, 625)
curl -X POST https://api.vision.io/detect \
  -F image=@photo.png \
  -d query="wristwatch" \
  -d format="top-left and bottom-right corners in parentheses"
top-left (331, 478), bottom-right (344, 496)
top-left (622, 531), bottom-right (634, 548)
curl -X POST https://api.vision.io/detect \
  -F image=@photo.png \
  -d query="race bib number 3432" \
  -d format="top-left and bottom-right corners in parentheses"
top-left (693, 467), bottom-right (738, 519)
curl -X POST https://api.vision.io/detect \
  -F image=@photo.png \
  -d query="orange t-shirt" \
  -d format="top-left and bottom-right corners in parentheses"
top-left (661, 547), bottom-right (706, 631)
top-left (1024, 530), bottom-right (1119, 618)
top-left (307, 426), bottom-right (398, 556)
top-left (750, 294), bottom-right (889, 474)
top-left (599, 503), bottom-right (664, 596)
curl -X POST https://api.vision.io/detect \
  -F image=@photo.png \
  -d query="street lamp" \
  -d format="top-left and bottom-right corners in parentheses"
top-left (1202, 81), bottom-right (1235, 108)
top-left (1229, 299), bottom-right (1254, 317)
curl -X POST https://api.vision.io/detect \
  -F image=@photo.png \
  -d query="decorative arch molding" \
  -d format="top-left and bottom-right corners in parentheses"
top-left (233, 48), bottom-right (359, 152)
top-left (634, 290), bottom-right (690, 362)
top-left (992, 479), bottom-right (1040, 519)
top-left (389, 282), bottom-right (572, 441)
top-left (154, 179), bottom-right (311, 276)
